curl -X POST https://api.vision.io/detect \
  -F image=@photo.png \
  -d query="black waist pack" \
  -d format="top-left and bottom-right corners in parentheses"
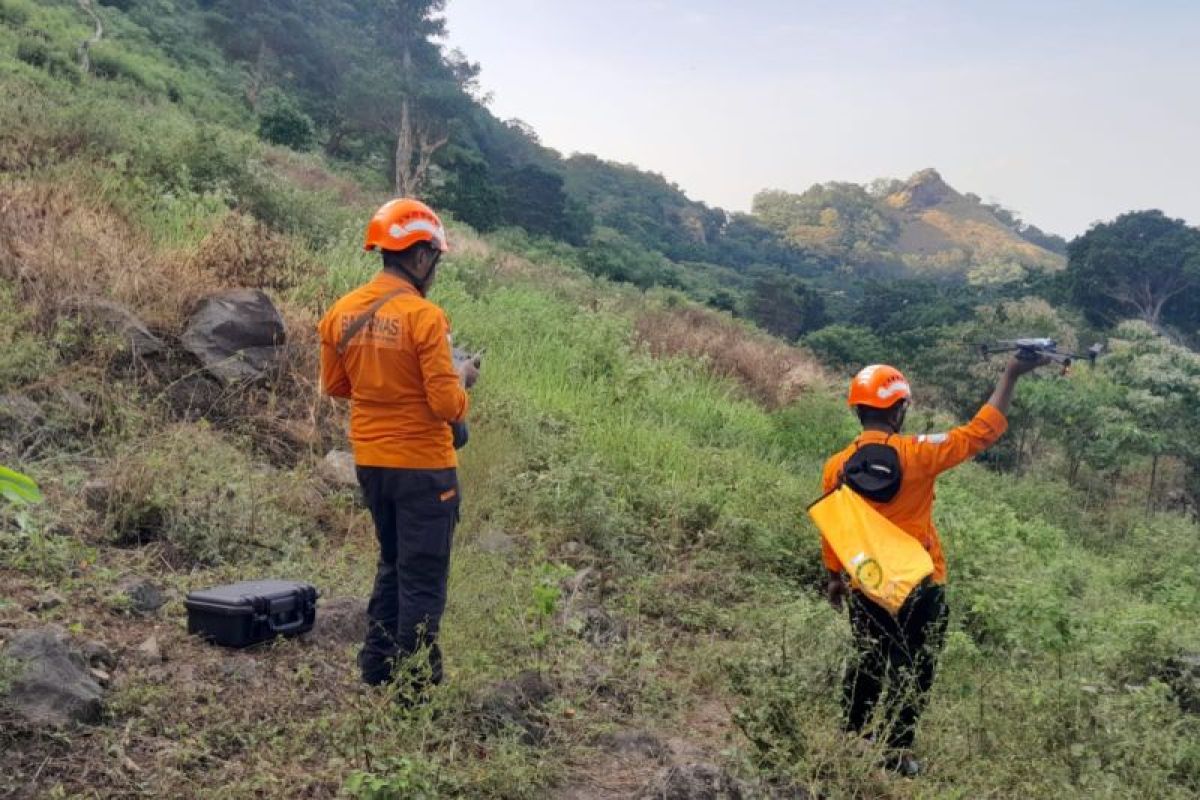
top-left (185, 580), bottom-right (318, 648)
top-left (842, 441), bottom-right (903, 503)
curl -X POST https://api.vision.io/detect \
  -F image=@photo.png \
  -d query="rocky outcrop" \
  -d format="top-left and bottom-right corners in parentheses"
top-left (2, 627), bottom-right (110, 727)
top-left (60, 296), bottom-right (165, 357)
top-left (180, 289), bottom-right (286, 384)
top-left (884, 167), bottom-right (957, 210)
top-left (316, 450), bottom-right (358, 489)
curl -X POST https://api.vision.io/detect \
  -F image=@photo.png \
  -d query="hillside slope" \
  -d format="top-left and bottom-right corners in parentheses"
top-left (1, 3), bottom-right (1199, 799)
top-left (754, 168), bottom-right (1067, 280)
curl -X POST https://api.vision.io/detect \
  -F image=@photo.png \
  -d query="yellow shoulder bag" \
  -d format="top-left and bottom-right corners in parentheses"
top-left (808, 443), bottom-right (933, 615)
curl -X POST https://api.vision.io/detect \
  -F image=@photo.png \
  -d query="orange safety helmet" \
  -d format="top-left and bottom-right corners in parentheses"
top-left (364, 198), bottom-right (449, 254)
top-left (848, 364), bottom-right (912, 409)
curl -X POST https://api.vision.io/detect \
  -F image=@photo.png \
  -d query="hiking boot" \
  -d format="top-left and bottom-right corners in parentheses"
top-left (882, 752), bottom-right (921, 777)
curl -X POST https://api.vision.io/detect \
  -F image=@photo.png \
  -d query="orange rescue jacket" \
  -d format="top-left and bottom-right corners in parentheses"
top-left (318, 272), bottom-right (468, 470)
top-left (820, 404), bottom-right (1008, 584)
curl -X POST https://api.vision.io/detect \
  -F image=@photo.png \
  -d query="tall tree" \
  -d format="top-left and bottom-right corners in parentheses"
top-left (1066, 210), bottom-right (1200, 330)
top-left (747, 273), bottom-right (827, 341)
top-left (359, 0), bottom-right (460, 196)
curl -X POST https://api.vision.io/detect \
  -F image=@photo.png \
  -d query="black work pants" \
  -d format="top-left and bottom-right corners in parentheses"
top-left (356, 466), bottom-right (460, 688)
top-left (843, 582), bottom-right (948, 750)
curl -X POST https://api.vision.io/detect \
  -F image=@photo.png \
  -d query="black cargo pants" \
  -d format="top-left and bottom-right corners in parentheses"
top-left (844, 581), bottom-right (948, 751)
top-left (356, 466), bottom-right (461, 688)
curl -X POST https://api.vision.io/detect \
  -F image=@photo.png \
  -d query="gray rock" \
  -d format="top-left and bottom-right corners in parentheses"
top-left (180, 289), bottom-right (286, 384)
top-left (29, 591), bottom-right (65, 612)
top-left (476, 530), bottom-right (516, 555)
top-left (81, 640), bottom-right (115, 670)
top-left (119, 576), bottom-right (166, 615)
top-left (135, 635), bottom-right (163, 665)
top-left (2, 627), bottom-right (104, 726)
top-left (308, 597), bottom-right (368, 646)
top-left (600, 729), bottom-right (669, 762)
top-left (640, 763), bottom-right (749, 800)
top-left (473, 670), bottom-right (556, 746)
top-left (571, 605), bottom-right (628, 647)
top-left (317, 450), bottom-right (358, 488)
top-left (60, 296), bottom-right (165, 357)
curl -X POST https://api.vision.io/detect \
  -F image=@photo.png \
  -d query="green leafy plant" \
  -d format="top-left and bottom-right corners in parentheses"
top-left (0, 465), bottom-right (42, 506)
top-left (343, 756), bottom-right (439, 800)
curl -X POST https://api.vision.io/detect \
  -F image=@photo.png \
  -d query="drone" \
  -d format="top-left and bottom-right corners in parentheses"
top-left (978, 338), bottom-right (1104, 371)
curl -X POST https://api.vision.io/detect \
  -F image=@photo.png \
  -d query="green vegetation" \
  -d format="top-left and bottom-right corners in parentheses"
top-left (1, 1), bottom-right (1198, 798)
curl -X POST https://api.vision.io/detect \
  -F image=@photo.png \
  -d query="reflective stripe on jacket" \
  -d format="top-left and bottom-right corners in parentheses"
top-left (821, 404), bottom-right (1008, 583)
top-left (318, 272), bottom-right (468, 469)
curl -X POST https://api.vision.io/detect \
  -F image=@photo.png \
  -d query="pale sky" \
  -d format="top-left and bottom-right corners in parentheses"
top-left (444, 0), bottom-right (1198, 237)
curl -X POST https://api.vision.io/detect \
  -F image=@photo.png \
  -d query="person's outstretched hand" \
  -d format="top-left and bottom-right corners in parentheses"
top-left (1007, 354), bottom-right (1051, 377)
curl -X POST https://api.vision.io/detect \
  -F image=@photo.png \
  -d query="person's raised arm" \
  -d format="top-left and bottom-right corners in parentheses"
top-left (987, 355), bottom-right (1048, 416)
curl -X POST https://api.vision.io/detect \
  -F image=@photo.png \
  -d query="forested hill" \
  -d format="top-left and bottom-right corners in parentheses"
top-left (0, 1), bottom-right (1072, 302)
top-left (754, 168), bottom-right (1067, 281)
top-left (4, 1), bottom-right (1200, 798)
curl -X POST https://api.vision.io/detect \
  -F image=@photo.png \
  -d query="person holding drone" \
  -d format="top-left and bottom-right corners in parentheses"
top-left (816, 354), bottom-right (1047, 776)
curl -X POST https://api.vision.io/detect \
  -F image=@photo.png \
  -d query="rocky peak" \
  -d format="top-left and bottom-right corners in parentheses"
top-left (886, 167), bottom-right (957, 210)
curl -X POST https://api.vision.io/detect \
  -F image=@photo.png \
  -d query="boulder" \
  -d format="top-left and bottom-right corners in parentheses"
top-left (639, 763), bottom-right (749, 800)
top-left (317, 450), bottom-right (358, 489)
top-left (2, 627), bottom-right (105, 726)
top-left (60, 296), bottom-right (165, 357)
top-left (308, 597), bottom-right (368, 646)
top-left (135, 635), bottom-right (164, 665)
top-left (180, 289), bottom-right (286, 384)
top-left (118, 576), bottom-right (167, 615)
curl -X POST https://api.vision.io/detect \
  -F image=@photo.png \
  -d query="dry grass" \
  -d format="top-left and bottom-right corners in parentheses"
top-left (184, 212), bottom-right (322, 293)
top-left (633, 305), bottom-right (830, 409)
top-left (261, 148), bottom-right (367, 206)
top-left (0, 180), bottom-right (218, 330)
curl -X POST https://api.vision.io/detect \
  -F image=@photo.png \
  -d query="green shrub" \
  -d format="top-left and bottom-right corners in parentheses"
top-left (0, 0), bottom-right (32, 26)
top-left (0, 283), bottom-right (56, 390)
top-left (15, 37), bottom-right (49, 68)
top-left (257, 92), bottom-right (315, 151)
top-left (103, 425), bottom-right (322, 566)
top-left (802, 324), bottom-right (885, 369)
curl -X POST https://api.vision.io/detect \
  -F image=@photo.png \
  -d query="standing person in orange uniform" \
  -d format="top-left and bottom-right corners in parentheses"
top-left (318, 199), bottom-right (478, 693)
top-left (822, 357), bottom-right (1044, 775)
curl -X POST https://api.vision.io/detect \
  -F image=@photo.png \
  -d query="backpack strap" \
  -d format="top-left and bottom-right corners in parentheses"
top-left (336, 287), bottom-right (408, 356)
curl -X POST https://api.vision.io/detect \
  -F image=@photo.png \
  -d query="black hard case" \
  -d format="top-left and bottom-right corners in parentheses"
top-left (184, 579), bottom-right (318, 648)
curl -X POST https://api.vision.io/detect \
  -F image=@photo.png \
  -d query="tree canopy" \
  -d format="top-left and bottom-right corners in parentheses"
top-left (1066, 210), bottom-right (1200, 332)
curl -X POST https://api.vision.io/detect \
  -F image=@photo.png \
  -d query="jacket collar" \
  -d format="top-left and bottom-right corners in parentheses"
top-left (372, 271), bottom-right (421, 295)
